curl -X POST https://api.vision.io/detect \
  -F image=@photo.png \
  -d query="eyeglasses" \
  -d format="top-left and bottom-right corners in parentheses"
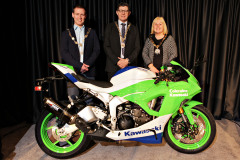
top-left (118, 10), bottom-right (129, 13)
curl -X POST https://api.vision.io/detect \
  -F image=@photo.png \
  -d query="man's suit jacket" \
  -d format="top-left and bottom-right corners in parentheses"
top-left (60, 27), bottom-right (100, 77)
top-left (104, 22), bottom-right (140, 73)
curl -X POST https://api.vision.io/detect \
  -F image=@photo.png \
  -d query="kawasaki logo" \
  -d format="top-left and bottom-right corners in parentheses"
top-left (124, 125), bottom-right (161, 136)
top-left (169, 89), bottom-right (188, 97)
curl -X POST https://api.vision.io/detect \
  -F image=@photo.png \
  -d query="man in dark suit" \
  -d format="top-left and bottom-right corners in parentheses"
top-left (60, 4), bottom-right (100, 99)
top-left (104, 2), bottom-right (140, 80)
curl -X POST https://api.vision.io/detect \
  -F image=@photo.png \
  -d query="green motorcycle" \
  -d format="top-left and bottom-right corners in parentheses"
top-left (35, 60), bottom-right (216, 159)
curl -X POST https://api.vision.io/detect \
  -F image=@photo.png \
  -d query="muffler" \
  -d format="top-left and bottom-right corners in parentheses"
top-left (44, 97), bottom-right (76, 124)
top-left (43, 97), bottom-right (91, 133)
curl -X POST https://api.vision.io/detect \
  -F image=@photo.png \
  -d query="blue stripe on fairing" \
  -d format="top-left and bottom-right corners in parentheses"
top-left (124, 133), bottom-right (162, 144)
top-left (113, 66), bottom-right (138, 77)
top-left (65, 73), bottom-right (78, 83)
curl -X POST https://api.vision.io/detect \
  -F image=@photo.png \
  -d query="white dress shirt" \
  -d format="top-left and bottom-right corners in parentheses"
top-left (74, 24), bottom-right (85, 63)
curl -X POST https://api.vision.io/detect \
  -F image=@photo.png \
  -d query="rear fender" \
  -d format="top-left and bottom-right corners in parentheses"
top-left (182, 100), bottom-right (203, 125)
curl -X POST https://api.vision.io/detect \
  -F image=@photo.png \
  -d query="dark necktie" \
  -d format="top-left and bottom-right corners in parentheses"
top-left (121, 23), bottom-right (126, 38)
top-left (121, 23), bottom-right (126, 57)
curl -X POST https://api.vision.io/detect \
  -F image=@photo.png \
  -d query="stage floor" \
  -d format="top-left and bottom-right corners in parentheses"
top-left (10, 119), bottom-right (240, 160)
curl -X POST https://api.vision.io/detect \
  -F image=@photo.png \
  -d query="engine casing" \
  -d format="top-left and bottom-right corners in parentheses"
top-left (117, 103), bottom-right (151, 130)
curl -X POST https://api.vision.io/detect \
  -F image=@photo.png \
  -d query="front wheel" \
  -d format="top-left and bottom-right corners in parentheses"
top-left (35, 109), bottom-right (91, 159)
top-left (164, 105), bottom-right (216, 153)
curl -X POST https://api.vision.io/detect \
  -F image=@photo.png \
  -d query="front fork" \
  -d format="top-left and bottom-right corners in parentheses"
top-left (178, 100), bottom-right (203, 125)
top-left (178, 107), bottom-right (190, 128)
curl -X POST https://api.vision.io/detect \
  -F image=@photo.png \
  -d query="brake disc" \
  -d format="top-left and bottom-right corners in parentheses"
top-left (173, 115), bottom-right (205, 144)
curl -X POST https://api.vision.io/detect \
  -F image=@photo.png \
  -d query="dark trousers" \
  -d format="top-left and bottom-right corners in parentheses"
top-left (67, 74), bottom-right (94, 100)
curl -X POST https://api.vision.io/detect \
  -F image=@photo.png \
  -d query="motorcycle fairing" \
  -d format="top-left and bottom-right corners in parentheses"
top-left (51, 61), bottom-right (202, 130)
top-left (110, 79), bottom-right (201, 117)
top-left (110, 66), bottom-right (156, 85)
top-left (51, 63), bottom-right (153, 94)
top-left (51, 62), bottom-right (202, 126)
top-left (125, 133), bottom-right (163, 144)
top-left (109, 61), bottom-right (202, 117)
top-left (112, 66), bottom-right (138, 77)
top-left (183, 100), bottom-right (203, 125)
top-left (106, 114), bottom-right (172, 144)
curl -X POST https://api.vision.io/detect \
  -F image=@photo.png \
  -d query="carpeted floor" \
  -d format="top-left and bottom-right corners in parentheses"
top-left (0, 122), bottom-right (32, 160)
top-left (4, 119), bottom-right (240, 160)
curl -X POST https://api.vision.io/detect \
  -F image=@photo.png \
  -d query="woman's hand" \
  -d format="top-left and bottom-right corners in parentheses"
top-left (148, 63), bottom-right (159, 73)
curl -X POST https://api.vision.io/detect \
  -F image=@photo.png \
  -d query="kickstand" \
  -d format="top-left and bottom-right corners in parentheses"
top-left (148, 129), bottom-right (158, 140)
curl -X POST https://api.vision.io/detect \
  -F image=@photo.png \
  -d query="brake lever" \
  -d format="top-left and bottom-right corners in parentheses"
top-left (154, 73), bottom-right (160, 84)
top-left (154, 77), bottom-right (160, 84)
top-left (166, 80), bottom-right (169, 86)
top-left (154, 72), bottom-right (165, 84)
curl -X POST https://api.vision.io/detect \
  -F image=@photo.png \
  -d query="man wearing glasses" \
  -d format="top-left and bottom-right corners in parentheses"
top-left (104, 2), bottom-right (140, 81)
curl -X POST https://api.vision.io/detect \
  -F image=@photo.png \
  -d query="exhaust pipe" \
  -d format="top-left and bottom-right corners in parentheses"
top-left (43, 97), bottom-right (91, 133)
top-left (44, 97), bottom-right (76, 124)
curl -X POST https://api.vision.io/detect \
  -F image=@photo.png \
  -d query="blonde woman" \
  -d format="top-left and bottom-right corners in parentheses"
top-left (142, 17), bottom-right (178, 73)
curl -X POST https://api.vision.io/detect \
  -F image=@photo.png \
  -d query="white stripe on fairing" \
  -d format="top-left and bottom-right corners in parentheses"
top-left (74, 79), bottom-right (153, 93)
top-left (52, 64), bottom-right (76, 74)
top-left (106, 114), bottom-right (172, 140)
top-left (52, 63), bottom-right (153, 94)
top-left (110, 67), bottom-right (156, 85)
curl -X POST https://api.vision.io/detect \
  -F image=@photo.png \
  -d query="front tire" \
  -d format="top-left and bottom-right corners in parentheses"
top-left (164, 105), bottom-right (216, 153)
top-left (35, 110), bottom-right (91, 159)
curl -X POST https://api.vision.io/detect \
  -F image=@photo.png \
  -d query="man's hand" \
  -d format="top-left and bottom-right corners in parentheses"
top-left (117, 57), bottom-right (129, 69)
top-left (81, 63), bottom-right (89, 73)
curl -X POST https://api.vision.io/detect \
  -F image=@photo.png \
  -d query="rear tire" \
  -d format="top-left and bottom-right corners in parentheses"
top-left (35, 109), bottom-right (91, 159)
top-left (164, 105), bottom-right (216, 153)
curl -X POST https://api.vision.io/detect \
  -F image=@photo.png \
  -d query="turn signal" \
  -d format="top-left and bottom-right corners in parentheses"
top-left (179, 107), bottom-right (184, 114)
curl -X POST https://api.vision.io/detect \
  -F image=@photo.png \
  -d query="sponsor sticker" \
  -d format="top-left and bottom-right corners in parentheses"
top-left (124, 125), bottom-right (161, 136)
top-left (169, 89), bottom-right (188, 97)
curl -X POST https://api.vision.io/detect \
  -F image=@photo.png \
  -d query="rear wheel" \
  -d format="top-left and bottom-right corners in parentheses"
top-left (35, 110), bottom-right (91, 159)
top-left (164, 105), bottom-right (216, 153)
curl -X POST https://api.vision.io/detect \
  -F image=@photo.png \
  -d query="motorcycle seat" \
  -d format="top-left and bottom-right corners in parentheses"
top-left (72, 73), bottom-right (113, 88)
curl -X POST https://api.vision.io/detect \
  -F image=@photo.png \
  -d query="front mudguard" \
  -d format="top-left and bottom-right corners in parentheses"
top-left (182, 100), bottom-right (203, 125)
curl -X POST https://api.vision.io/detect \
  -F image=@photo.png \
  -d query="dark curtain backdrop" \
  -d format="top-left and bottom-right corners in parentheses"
top-left (1, 0), bottom-right (239, 127)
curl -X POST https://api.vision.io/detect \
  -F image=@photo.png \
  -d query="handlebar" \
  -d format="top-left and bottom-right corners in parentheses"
top-left (154, 67), bottom-right (178, 84)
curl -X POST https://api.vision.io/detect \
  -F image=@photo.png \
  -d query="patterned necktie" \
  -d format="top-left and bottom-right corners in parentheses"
top-left (121, 23), bottom-right (126, 57)
top-left (121, 23), bottom-right (126, 38)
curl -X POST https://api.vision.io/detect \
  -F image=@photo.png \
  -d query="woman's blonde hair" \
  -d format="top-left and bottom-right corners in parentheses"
top-left (151, 17), bottom-right (168, 34)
